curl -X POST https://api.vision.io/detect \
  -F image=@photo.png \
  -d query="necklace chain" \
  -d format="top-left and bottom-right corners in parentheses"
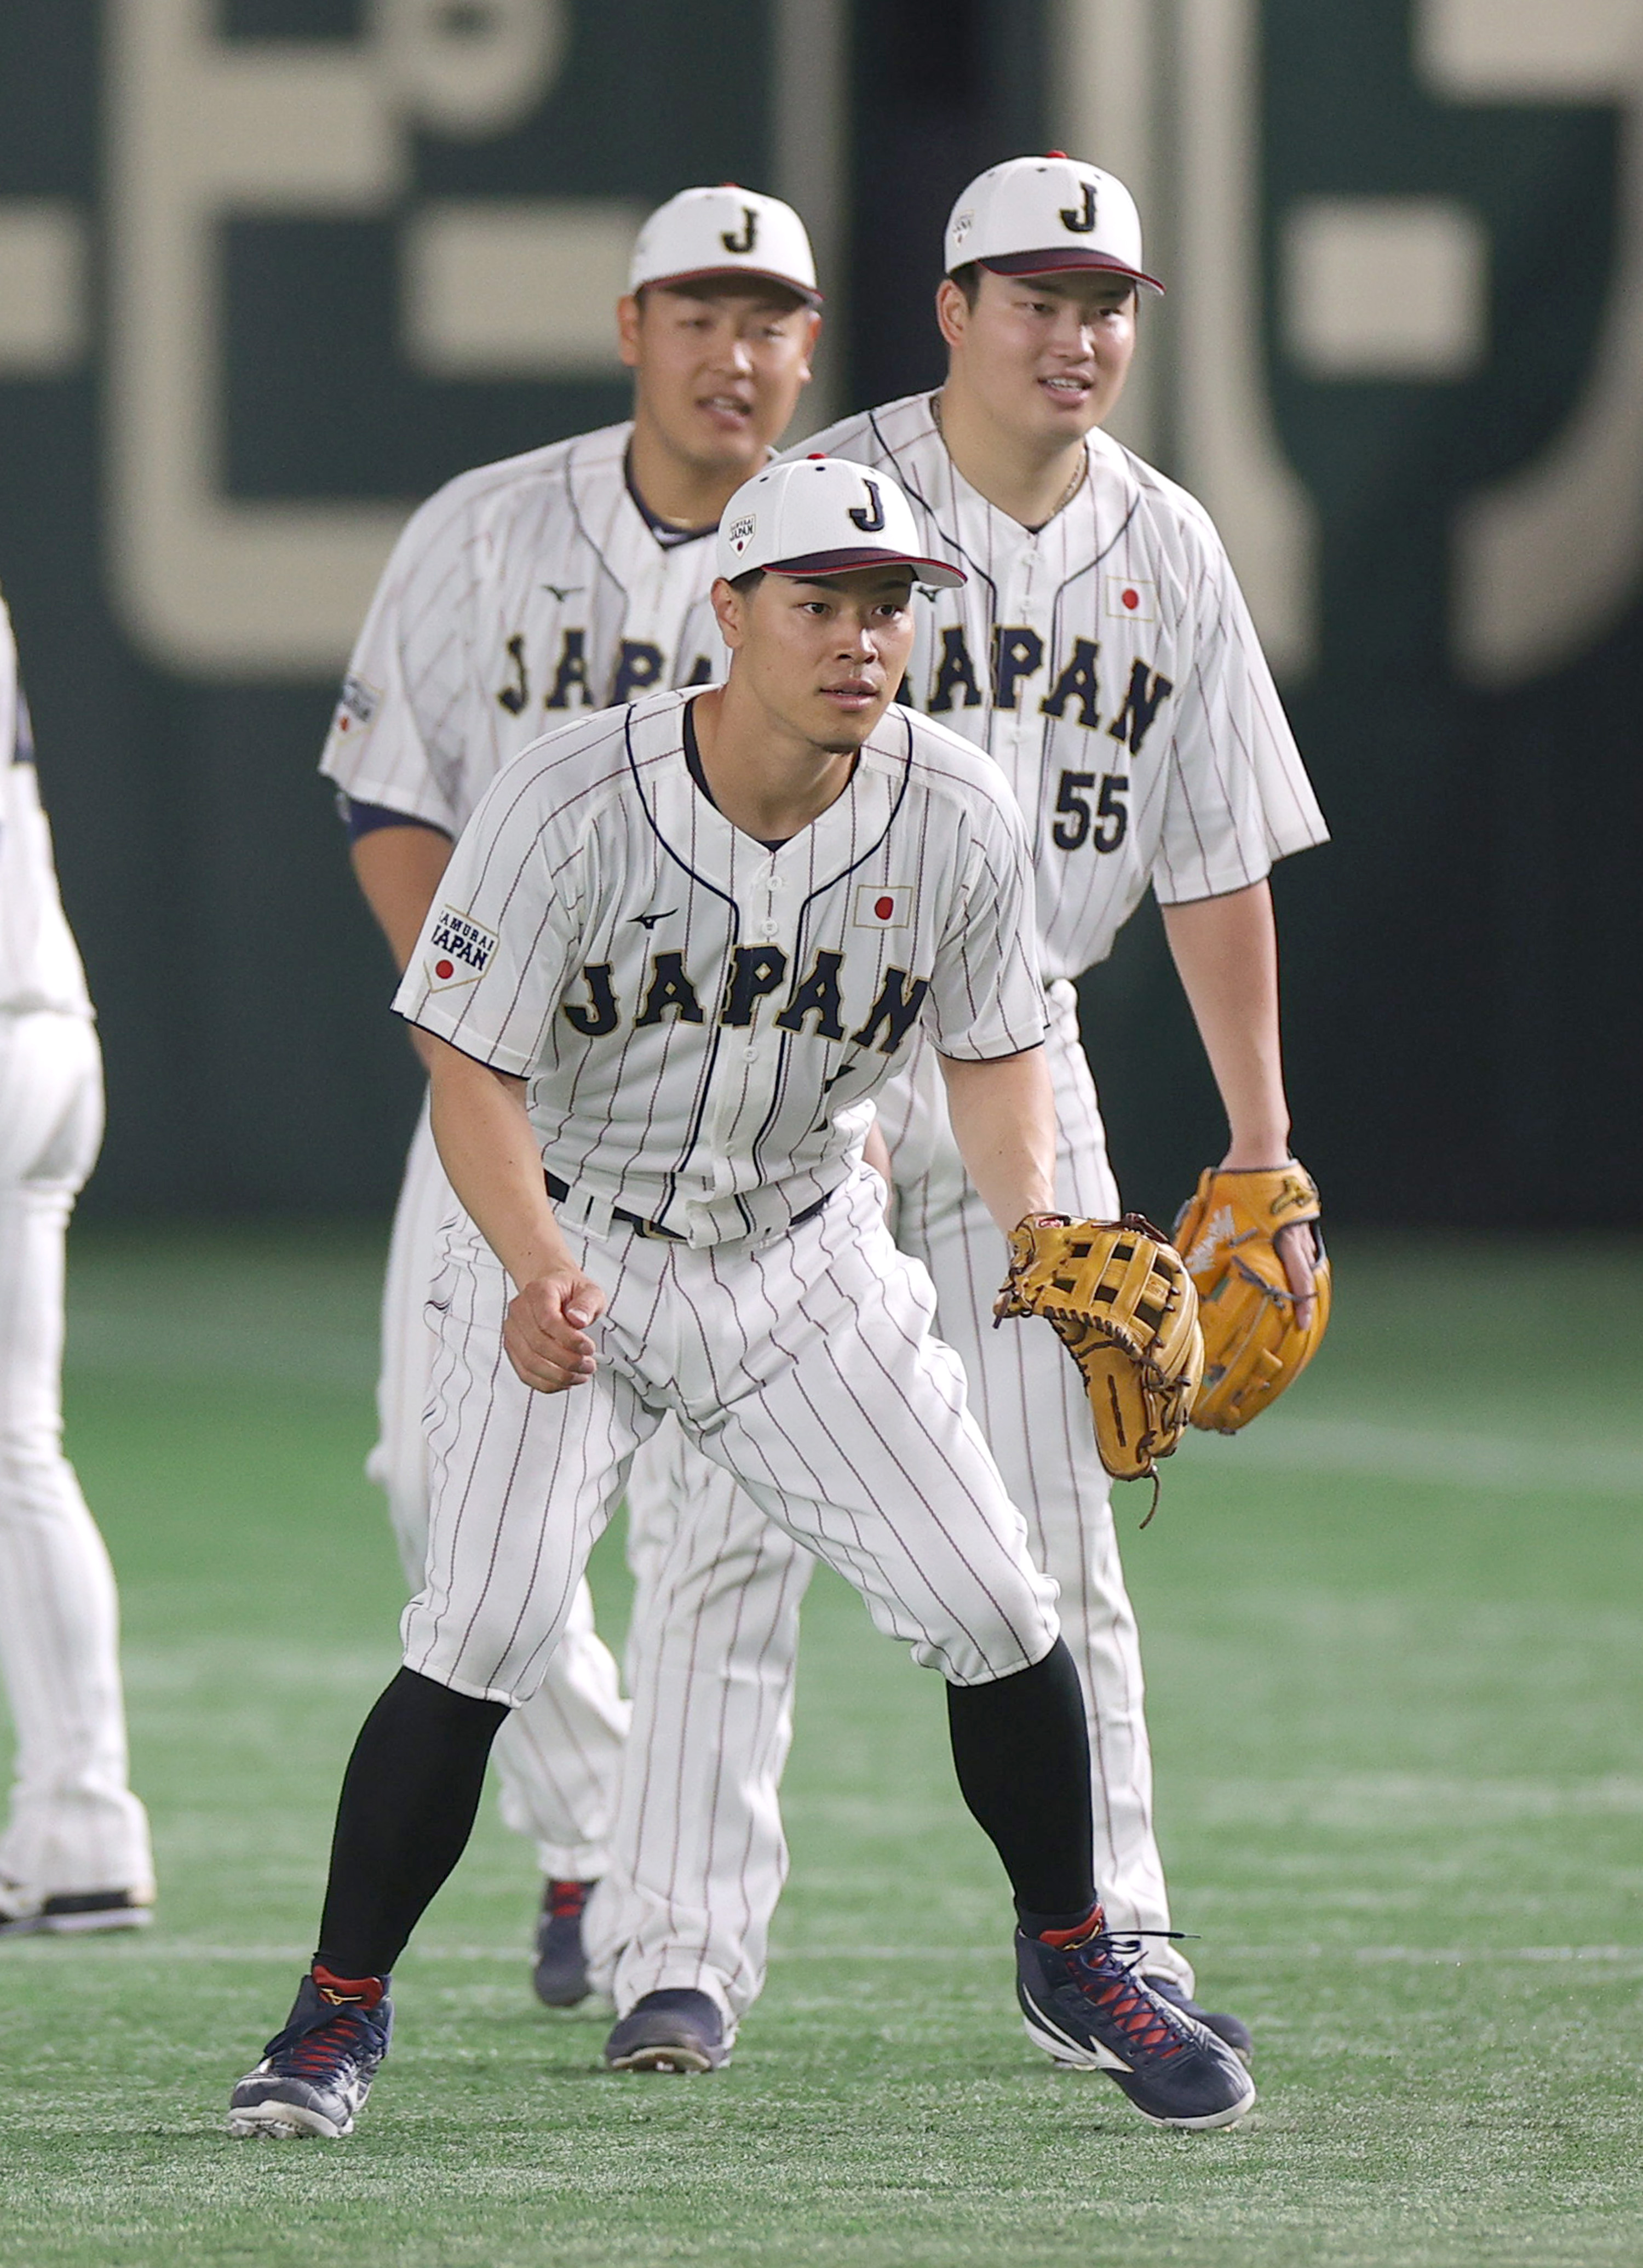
top-left (930, 392), bottom-right (1088, 524)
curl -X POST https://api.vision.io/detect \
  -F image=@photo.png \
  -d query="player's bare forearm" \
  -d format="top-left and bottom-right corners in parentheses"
top-left (351, 823), bottom-right (455, 970)
top-left (421, 1033), bottom-right (604, 1390)
top-left (938, 1046), bottom-right (1057, 1234)
top-left (351, 824), bottom-right (455, 1072)
top-left (1160, 879), bottom-right (1292, 1168)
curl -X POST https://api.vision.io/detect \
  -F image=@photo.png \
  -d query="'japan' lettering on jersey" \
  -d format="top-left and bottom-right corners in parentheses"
top-left (0, 592), bottom-right (93, 1019)
top-left (395, 689), bottom-right (1047, 1248)
top-left (787, 395), bottom-right (1328, 980)
top-left (320, 423), bottom-right (726, 839)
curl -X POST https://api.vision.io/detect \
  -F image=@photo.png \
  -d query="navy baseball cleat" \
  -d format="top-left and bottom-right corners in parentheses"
top-left (228, 1967), bottom-right (393, 2139)
top-left (1144, 1972), bottom-right (1254, 2068)
top-left (533, 1878), bottom-right (604, 2010)
top-left (1016, 1909), bottom-right (1255, 2129)
top-left (603, 1988), bottom-right (729, 2073)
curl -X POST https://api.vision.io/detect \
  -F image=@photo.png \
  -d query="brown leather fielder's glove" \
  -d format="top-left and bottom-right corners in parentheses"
top-left (1172, 1164), bottom-right (1331, 1434)
top-left (995, 1215), bottom-right (1205, 1501)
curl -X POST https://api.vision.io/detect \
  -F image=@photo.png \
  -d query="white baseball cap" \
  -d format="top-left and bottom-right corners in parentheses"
top-left (944, 153), bottom-right (1163, 294)
top-left (629, 185), bottom-right (823, 307)
top-left (716, 457), bottom-right (966, 588)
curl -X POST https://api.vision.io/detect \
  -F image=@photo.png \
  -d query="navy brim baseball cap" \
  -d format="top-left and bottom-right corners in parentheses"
top-left (641, 263), bottom-right (824, 309)
top-left (981, 248), bottom-right (1164, 294)
top-left (762, 545), bottom-right (965, 590)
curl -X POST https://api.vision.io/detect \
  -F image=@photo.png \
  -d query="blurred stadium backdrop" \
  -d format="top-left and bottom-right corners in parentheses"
top-left (0, 0), bottom-right (1638, 1228)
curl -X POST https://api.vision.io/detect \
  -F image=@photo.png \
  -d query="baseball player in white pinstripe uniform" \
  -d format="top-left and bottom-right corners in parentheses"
top-left (0, 590), bottom-right (154, 1939)
top-left (229, 459), bottom-right (1257, 2141)
top-left (319, 186), bottom-right (823, 2001)
top-left (585, 154), bottom-right (1328, 2069)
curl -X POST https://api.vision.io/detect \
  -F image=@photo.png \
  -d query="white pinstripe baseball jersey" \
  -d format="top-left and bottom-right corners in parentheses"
top-left (394, 687), bottom-right (1048, 1248)
top-left (0, 594), bottom-right (92, 1020)
top-left (786, 395), bottom-right (1328, 980)
top-left (320, 423), bottom-right (725, 838)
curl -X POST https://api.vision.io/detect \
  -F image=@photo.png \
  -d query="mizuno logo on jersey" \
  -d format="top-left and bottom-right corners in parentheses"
top-left (426, 908), bottom-right (497, 989)
top-left (331, 674), bottom-right (381, 740)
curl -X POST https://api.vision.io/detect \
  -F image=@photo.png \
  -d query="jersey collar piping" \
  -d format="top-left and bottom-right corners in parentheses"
top-left (623, 449), bottom-right (718, 551)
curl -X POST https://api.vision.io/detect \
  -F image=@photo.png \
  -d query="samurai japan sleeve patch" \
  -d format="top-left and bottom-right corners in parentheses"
top-left (425, 907), bottom-right (498, 992)
top-left (330, 673), bottom-right (382, 743)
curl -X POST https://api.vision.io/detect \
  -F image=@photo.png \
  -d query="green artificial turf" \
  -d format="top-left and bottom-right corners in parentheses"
top-left (0, 1224), bottom-right (1638, 2265)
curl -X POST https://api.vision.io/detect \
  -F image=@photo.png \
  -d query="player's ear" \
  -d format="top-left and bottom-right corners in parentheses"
top-left (617, 293), bottom-right (642, 371)
top-left (796, 307), bottom-right (822, 382)
top-left (935, 277), bottom-right (968, 353)
top-left (711, 576), bottom-right (748, 649)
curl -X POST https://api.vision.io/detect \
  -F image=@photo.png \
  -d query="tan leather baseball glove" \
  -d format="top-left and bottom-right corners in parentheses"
top-left (995, 1214), bottom-right (1204, 1509)
top-left (1172, 1164), bottom-right (1331, 1433)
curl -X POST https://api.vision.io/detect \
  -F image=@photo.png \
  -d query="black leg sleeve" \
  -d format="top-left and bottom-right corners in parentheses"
top-left (315, 1667), bottom-right (508, 1978)
top-left (945, 1637), bottom-right (1096, 1925)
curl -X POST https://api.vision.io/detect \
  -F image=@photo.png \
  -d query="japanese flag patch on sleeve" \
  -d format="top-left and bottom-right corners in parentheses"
top-left (424, 906), bottom-right (498, 992)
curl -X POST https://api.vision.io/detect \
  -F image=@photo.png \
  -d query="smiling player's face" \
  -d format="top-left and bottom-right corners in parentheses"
top-left (621, 284), bottom-right (819, 483)
top-left (716, 566), bottom-right (918, 755)
top-left (939, 268), bottom-right (1136, 446)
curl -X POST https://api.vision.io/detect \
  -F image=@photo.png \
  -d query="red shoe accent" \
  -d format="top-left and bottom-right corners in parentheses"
top-left (1035, 1903), bottom-right (1105, 1950)
top-left (545, 1879), bottom-right (594, 1922)
top-left (312, 1964), bottom-right (387, 2010)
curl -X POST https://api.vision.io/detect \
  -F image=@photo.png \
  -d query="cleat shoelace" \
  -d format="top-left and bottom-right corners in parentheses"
top-left (271, 2009), bottom-right (377, 2085)
top-left (1065, 1933), bottom-right (1194, 2062)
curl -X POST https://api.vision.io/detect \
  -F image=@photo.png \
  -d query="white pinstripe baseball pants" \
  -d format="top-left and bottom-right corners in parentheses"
top-left (0, 1011), bottom-right (152, 1901)
top-left (372, 1106), bottom-right (629, 1880)
top-left (403, 1168), bottom-right (1059, 1720)
top-left (587, 986), bottom-right (1191, 2023)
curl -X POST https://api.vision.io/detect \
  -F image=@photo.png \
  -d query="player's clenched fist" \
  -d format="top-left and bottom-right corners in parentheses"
top-left (503, 1269), bottom-right (607, 1393)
